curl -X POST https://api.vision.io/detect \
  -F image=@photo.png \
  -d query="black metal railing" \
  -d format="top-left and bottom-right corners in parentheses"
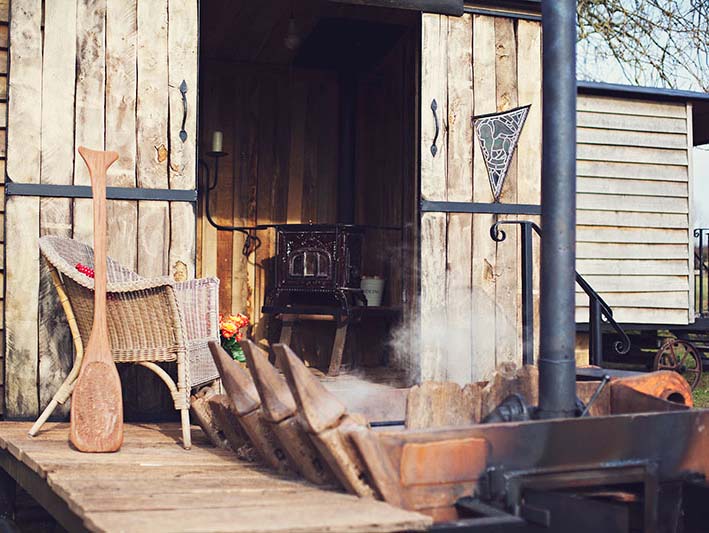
top-left (695, 228), bottom-right (709, 318)
top-left (490, 220), bottom-right (631, 367)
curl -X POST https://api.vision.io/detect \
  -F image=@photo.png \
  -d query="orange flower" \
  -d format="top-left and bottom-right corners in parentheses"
top-left (220, 321), bottom-right (238, 339)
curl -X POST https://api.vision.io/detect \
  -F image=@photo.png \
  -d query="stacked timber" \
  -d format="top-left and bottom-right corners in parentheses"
top-left (202, 339), bottom-right (694, 522)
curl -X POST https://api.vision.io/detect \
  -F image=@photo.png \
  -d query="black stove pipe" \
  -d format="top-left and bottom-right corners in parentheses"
top-left (537, 0), bottom-right (578, 419)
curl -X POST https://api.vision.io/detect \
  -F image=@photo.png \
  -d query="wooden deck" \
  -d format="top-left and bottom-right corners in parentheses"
top-left (0, 422), bottom-right (431, 532)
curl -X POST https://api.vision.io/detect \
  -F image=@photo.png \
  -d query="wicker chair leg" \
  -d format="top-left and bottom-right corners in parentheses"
top-left (180, 407), bottom-right (192, 450)
top-left (30, 266), bottom-right (84, 437)
top-left (136, 362), bottom-right (191, 449)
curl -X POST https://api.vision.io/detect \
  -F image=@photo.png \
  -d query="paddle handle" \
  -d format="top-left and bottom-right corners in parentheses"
top-left (77, 147), bottom-right (118, 339)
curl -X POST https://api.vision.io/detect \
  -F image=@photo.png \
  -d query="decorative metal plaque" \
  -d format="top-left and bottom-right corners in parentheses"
top-left (474, 105), bottom-right (530, 201)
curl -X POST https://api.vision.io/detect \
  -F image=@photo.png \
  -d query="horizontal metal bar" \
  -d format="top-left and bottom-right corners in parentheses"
top-left (464, 6), bottom-right (541, 21)
top-left (5, 182), bottom-right (197, 202)
top-left (420, 200), bottom-right (541, 215)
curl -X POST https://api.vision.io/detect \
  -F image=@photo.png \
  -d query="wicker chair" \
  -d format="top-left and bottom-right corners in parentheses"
top-left (29, 236), bottom-right (221, 449)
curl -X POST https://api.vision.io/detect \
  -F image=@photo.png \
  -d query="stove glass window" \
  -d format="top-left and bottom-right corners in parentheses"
top-left (289, 250), bottom-right (331, 279)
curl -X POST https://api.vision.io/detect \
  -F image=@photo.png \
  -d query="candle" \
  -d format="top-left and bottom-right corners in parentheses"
top-left (212, 131), bottom-right (223, 152)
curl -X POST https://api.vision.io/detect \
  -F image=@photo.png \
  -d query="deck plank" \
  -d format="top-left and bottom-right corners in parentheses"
top-left (0, 422), bottom-right (430, 532)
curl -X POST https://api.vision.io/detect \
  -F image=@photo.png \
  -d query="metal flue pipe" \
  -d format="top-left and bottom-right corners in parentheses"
top-left (537, 0), bottom-right (578, 419)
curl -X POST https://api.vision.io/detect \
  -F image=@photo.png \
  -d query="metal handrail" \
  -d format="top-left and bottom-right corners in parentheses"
top-left (491, 220), bottom-right (631, 366)
top-left (695, 228), bottom-right (709, 318)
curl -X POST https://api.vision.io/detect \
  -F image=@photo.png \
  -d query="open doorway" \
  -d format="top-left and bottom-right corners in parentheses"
top-left (198, 0), bottom-right (420, 385)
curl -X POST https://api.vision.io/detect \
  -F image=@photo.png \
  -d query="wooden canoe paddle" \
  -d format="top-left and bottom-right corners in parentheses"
top-left (70, 147), bottom-right (123, 453)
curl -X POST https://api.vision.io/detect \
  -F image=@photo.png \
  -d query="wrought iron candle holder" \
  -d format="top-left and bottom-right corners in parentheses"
top-left (199, 150), bottom-right (261, 256)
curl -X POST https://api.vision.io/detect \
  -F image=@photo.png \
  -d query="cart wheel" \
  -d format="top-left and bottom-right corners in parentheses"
top-left (653, 339), bottom-right (703, 390)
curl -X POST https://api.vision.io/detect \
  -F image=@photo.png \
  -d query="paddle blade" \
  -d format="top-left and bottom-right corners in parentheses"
top-left (70, 361), bottom-right (124, 452)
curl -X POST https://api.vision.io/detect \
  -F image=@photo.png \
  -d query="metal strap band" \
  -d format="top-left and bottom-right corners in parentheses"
top-left (420, 200), bottom-right (541, 215)
top-left (5, 182), bottom-right (197, 203)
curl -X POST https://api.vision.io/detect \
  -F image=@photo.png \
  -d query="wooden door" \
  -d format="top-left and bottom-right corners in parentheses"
top-left (419, 11), bottom-right (542, 384)
top-left (5, 0), bottom-right (198, 418)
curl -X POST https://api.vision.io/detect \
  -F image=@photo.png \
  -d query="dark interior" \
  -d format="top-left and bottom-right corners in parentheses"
top-left (199, 0), bottom-right (420, 377)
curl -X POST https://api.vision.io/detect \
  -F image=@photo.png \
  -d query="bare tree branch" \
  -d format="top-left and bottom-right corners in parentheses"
top-left (578, 0), bottom-right (709, 92)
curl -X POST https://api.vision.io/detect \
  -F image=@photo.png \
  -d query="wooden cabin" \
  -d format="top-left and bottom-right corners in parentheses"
top-left (0, 0), bottom-right (706, 419)
top-left (575, 82), bottom-right (709, 328)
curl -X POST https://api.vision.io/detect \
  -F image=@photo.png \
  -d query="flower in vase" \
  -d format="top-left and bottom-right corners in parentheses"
top-left (219, 313), bottom-right (250, 362)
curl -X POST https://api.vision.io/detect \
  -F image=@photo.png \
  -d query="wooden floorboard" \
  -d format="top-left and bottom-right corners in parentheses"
top-left (0, 422), bottom-right (430, 532)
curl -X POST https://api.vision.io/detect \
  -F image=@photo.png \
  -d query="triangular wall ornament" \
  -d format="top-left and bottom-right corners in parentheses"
top-left (473, 104), bottom-right (531, 201)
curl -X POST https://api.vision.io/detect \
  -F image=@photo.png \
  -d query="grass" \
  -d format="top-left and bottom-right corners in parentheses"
top-left (694, 374), bottom-right (709, 408)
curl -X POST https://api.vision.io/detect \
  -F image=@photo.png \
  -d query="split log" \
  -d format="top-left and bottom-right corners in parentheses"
top-left (406, 381), bottom-right (482, 429)
top-left (207, 394), bottom-right (249, 453)
top-left (274, 343), bottom-right (376, 497)
top-left (480, 363), bottom-right (538, 419)
top-left (241, 340), bottom-right (336, 486)
top-left (208, 341), bottom-right (295, 476)
top-left (189, 390), bottom-right (229, 450)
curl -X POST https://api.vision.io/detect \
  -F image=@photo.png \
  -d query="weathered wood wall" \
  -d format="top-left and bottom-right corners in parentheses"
top-left (419, 13), bottom-right (542, 384)
top-left (0, 1), bottom-right (8, 415)
top-left (197, 63), bottom-right (340, 324)
top-left (198, 31), bottom-right (417, 346)
top-left (575, 94), bottom-right (693, 325)
top-left (5, 0), bottom-right (198, 419)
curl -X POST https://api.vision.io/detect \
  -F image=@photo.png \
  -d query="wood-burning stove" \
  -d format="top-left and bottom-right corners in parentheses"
top-left (268, 224), bottom-right (367, 315)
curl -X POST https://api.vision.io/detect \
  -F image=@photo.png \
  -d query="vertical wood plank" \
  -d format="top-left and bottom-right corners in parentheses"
top-left (233, 72), bottom-right (259, 317)
top-left (73, 0), bottom-right (107, 244)
top-left (5, 0), bottom-right (42, 417)
top-left (106, 0), bottom-right (138, 271)
top-left (287, 78), bottom-right (307, 224)
top-left (168, 0), bottom-right (198, 281)
top-left (38, 0), bottom-right (77, 416)
top-left (493, 17), bottom-right (519, 368)
top-left (470, 15), bottom-right (497, 381)
top-left (215, 75), bottom-right (236, 311)
top-left (199, 67), bottom-right (218, 279)
top-left (419, 13), bottom-right (448, 382)
top-left (445, 14), bottom-right (473, 384)
top-left (420, 213), bottom-right (447, 381)
top-left (254, 76), bottom-right (277, 331)
top-left (420, 14), bottom-right (448, 202)
top-left (516, 20), bottom-right (542, 359)
top-left (316, 76), bottom-right (338, 224)
top-left (136, 0), bottom-right (169, 277)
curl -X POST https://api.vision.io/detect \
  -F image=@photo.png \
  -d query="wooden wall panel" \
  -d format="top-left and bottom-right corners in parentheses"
top-left (5, 0), bottom-right (42, 418)
top-left (419, 13), bottom-right (542, 383)
top-left (575, 94), bottom-right (692, 326)
top-left (106, 0), bottom-right (138, 271)
top-left (198, 64), bottom-right (340, 319)
top-left (5, 0), bottom-right (199, 419)
top-left (37, 0), bottom-right (77, 416)
top-left (0, 2), bottom-right (8, 413)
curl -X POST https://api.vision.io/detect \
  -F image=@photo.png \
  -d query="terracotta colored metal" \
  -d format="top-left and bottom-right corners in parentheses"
top-left (274, 343), bottom-right (376, 497)
top-left (613, 370), bottom-right (694, 407)
top-left (69, 147), bottom-right (123, 453)
top-left (208, 341), bottom-right (295, 476)
top-left (241, 340), bottom-right (336, 486)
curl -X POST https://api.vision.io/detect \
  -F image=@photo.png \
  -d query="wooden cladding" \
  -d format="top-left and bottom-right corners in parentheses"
top-left (419, 13), bottom-right (542, 383)
top-left (198, 64), bottom-right (340, 321)
top-left (575, 94), bottom-right (693, 326)
top-left (5, 0), bottom-right (198, 418)
top-left (0, 1), bottom-right (9, 415)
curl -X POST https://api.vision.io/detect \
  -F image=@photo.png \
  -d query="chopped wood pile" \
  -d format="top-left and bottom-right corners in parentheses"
top-left (190, 340), bottom-right (694, 521)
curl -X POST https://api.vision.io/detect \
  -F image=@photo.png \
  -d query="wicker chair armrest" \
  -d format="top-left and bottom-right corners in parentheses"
top-left (105, 276), bottom-right (175, 293)
top-left (173, 277), bottom-right (220, 342)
